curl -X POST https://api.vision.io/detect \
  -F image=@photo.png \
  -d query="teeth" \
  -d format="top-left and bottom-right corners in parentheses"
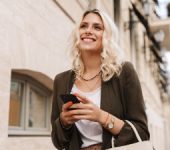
top-left (83, 38), bottom-right (94, 42)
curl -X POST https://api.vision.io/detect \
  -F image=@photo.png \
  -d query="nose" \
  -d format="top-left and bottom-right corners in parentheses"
top-left (85, 26), bottom-right (92, 34)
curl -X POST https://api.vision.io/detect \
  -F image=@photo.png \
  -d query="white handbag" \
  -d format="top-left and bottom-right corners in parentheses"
top-left (107, 120), bottom-right (154, 150)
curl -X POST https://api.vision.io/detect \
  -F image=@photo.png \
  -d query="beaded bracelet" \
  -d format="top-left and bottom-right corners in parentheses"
top-left (102, 112), bottom-right (110, 127)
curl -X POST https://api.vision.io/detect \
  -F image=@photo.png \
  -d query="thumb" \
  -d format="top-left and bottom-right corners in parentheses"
top-left (73, 93), bottom-right (90, 104)
top-left (62, 101), bottom-right (73, 111)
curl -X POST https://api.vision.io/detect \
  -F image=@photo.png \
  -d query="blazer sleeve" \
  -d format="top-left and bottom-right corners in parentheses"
top-left (51, 74), bottom-right (74, 150)
top-left (114, 62), bottom-right (150, 146)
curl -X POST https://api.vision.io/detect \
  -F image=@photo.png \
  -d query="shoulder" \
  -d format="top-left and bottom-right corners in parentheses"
top-left (120, 61), bottom-right (136, 77)
top-left (54, 69), bottom-right (74, 83)
top-left (53, 70), bottom-right (74, 91)
top-left (118, 61), bottom-right (140, 85)
top-left (121, 61), bottom-right (135, 73)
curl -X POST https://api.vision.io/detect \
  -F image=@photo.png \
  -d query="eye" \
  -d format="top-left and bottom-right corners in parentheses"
top-left (94, 26), bottom-right (101, 30)
top-left (80, 24), bottom-right (88, 29)
top-left (94, 25), bottom-right (103, 31)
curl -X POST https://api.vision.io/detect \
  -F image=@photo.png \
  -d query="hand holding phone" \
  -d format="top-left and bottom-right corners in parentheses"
top-left (60, 94), bottom-right (80, 110)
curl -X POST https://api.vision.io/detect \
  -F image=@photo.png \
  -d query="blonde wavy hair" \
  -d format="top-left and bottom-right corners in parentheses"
top-left (68, 9), bottom-right (124, 81)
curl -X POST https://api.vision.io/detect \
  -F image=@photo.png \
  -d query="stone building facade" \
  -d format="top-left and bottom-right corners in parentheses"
top-left (0, 0), bottom-right (169, 150)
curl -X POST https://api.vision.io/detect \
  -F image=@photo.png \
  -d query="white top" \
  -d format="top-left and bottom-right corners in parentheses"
top-left (71, 84), bottom-right (102, 148)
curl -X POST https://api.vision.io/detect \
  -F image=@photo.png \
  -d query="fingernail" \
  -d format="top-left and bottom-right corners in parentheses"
top-left (68, 101), bottom-right (73, 105)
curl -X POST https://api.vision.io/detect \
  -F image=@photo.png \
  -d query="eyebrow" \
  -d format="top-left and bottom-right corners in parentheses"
top-left (80, 22), bottom-right (104, 27)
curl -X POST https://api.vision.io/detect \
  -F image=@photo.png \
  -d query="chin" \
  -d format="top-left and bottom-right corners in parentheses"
top-left (82, 48), bottom-right (95, 51)
top-left (78, 44), bottom-right (101, 52)
top-left (82, 49), bottom-right (101, 53)
top-left (81, 46), bottom-right (95, 50)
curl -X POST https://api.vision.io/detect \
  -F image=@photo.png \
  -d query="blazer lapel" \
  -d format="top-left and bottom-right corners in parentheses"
top-left (101, 76), bottom-right (123, 149)
top-left (100, 76), bottom-right (122, 117)
top-left (66, 70), bottom-right (75, 93)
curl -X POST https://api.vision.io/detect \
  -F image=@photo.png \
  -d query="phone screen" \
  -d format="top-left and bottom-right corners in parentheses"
top-left (60, 94), bottom-right (80, 104)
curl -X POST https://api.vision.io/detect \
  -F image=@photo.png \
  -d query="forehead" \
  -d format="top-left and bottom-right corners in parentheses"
top-left (81, 13), bottom-right (103, 24)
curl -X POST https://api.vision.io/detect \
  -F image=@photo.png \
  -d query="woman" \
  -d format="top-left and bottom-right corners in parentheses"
top-left (51, 9), bottom-right (150, 150)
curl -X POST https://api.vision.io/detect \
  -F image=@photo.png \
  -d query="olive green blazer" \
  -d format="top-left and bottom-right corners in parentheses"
top-left (51, 62), bottom-right (150, 150)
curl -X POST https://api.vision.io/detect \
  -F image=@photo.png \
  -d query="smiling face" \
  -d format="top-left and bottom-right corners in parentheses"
top-left (78, 13), bottom-right (104, 53)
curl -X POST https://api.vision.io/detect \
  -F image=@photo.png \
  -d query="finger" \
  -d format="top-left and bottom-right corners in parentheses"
top-left (73, 93), bottom-right (90, 103)
top-left (69, 109), bottom-right (93, 116)
top-left (70, 103), bottom-right (92, 110)
top-left (62, 101), bottom-right (73, 111)
top-left (62, 112), bottom-right (85, 124)
top-left (72, 114), bottom-right (91, 121)
top-left (61, 114), bottom-right (77, 125)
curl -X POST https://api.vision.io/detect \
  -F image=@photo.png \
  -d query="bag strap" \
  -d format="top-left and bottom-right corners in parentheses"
top-left (111, 120), bottom-right (142, 148)
top-left (125, 120), bottom-right (142, 142)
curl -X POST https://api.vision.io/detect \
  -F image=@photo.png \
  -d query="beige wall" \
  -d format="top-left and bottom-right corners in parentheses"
top-left (0, 0), bottom-right (84, 149)
top-left (113, 0), bottom-right (170, 149)
top-left (0, 0), bottom-right (170, 150)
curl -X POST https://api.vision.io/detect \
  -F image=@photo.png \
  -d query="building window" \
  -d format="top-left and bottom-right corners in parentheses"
top-left (113, 0), bottom-right (120, 29)
top-left (8, 73), bottom-right (52, 136)
top-left (9, 80), bottom-right (24, 128)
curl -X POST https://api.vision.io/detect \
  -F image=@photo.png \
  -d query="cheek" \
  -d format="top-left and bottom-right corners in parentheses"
top-left (98, 32), bottom-right (103, 40)
top-left (98, 34), bottom-right (103, 44)
top-left (100, 36), bottom-right (103, 41)
top-left (79, 29), bottom-right (85, 36)
top-left (98, 34), bottom-right (103, 49)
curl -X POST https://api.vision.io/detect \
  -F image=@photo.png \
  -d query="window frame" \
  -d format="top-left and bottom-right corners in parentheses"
top-left (8, 73), bottom-right (52, 136)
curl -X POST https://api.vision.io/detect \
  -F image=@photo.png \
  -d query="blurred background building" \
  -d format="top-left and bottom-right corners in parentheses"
top-left (0, 0), bottom-right (169, 150)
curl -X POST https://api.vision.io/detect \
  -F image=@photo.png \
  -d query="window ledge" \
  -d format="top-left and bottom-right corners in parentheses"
top-left (8, 130), bottom-right (50, 136)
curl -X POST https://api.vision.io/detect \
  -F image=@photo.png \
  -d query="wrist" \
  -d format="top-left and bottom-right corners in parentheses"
top-left (99, 110), bottom-right (109, 126)
top-left (59, 114), bottom-right (72, 130)
top-left (105, 115), bottom-right (115, 129)
top-left (100, 113), bottom-right (116, 130)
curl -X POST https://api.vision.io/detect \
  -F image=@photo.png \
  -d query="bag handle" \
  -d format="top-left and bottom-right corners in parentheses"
top-left (110, 120), bottom-right (142, 148)
top-left (125, 120), bottom-right (142, 142)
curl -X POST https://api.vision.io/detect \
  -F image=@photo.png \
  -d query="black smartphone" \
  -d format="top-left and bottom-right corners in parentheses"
top-left (60, 94), bottom-right (80, 104)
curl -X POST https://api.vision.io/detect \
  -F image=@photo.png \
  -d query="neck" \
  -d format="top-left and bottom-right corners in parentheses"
top-left (81, 52), bottom-right (101, 73)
